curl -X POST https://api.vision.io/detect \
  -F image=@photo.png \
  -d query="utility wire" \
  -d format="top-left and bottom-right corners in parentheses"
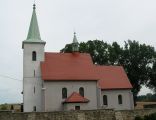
top-left (0, 75), bottom-right (22, 82)
top-left (0, 74), bottom-right (44, 86)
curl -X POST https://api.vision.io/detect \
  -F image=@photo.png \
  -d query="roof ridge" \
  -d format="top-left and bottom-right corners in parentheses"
top-left (94, 65), bottom-right (123, 68)
top-left (45, 52), bottom-right (90, 55)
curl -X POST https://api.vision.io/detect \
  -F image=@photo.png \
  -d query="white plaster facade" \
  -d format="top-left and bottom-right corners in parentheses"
top-left (100, 89), bottom-right (134, 110)
top-left (23, 43), bottom-right (45, 112)
top-left (63, 103), bottom-right (89, 111)
top-left (43, 81), bottom-right (98, 111)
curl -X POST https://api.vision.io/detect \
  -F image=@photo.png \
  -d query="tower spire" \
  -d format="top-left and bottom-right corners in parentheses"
top-left (22, 4), bottom-right (45, 48)
top-left (73, 32), bottom-right (78, 43)
top-left (72, 32), bottom-right (79, 52)
top-left (26, 4), bottom-right (42, 41)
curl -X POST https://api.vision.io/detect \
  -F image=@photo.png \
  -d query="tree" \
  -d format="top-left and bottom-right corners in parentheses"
top-left (148, 58), bottom-right (156, 92)
top-left (119, 40), bottom-right (155, 99)
top-left (0, 104), bottom-right (8, 110)
top-left (61, 40), bottom-right (156, 101)
top-left (61, 40), bottom-right (111, 65)
top-left (137, 93), bottom-right (156, 102)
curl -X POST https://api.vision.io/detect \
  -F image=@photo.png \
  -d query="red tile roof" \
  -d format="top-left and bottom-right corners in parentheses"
top-left (41, 52), bottom-right (98, 81)
top-left (63, 92), bottom-right (89, 103)
top-left (95, 65), bottom-right (132, 90)
top-left (41, 52), bottom-right (132, 90)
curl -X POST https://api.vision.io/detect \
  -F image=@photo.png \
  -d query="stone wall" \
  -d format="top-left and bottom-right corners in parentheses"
top-left (115, 109), bottom-right (156, 120)
top-left (0, 110), bottom-right (115, 120)
top-left (0, 109), bottom-right (156, 120)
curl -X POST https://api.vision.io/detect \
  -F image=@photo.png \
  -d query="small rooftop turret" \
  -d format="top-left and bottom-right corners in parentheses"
top-left (72, 32), bottom-right (79, 52)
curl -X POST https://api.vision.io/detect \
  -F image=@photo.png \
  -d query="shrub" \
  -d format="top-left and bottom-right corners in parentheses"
top-left (144, 113), bottom-right (156, 120)
top-left (135, 116), bottom-right (143, 120)
top-left (0, 104), bottom-right (8, 110)
top-left (135, 113), bottom-right (156, 120)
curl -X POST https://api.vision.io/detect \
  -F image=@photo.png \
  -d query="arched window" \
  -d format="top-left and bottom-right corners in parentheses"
top-left (118, 95), bottom-right (123, 104)
top-left (32, 51), bottom-right (36, 61)
top-left (103, 95), bottom-right (108, 105)
top-left (33, 106), bottom-right (36, 112)
top-left (34, 86), bottom-right (35, 94)
top-left (62, 88), bottom-right (67, 99)
top-left (79, 87), bottom-right (84, 97)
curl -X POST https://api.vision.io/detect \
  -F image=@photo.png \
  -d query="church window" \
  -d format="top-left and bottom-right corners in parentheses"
top-left (118, 95), bottom-right (123, 104)
top-left (103, 95), bottom-right (108, 105)
top-left (34, 86), bottom-right (35, 94)
top-left (79, 87), bottom-right (84, 97)
top-left (34, 70), bottom-right (35, 77)
top-left (62, 88), bottom-right (67, 99)
top-left (32, 51), bottom-right (37, 61)
top-left (33, 106), bottom-right (36, 112)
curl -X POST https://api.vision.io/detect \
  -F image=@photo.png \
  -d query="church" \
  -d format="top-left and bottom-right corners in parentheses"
top-left (22, 4), bottom-right (134, 112)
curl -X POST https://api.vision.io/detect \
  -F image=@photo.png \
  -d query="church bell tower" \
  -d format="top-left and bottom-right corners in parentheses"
top-left (22, 4), bottom-right (46, 112)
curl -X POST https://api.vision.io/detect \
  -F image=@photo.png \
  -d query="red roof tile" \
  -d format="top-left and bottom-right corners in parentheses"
top-left (95, 65), bottom-right (132, 90)
top-left (41, 52), bottom-right (98, 81)
top-left (63, 92), bottom-right (89, 103)
top-left (41, 52), bottom-right (132, 90)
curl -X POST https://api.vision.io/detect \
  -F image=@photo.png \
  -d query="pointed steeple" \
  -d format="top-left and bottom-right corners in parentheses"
top-left (27, 4), bottom-right (41, 41)
top-left (73, 32), bottom-right (78, 43)
top-left (72, 32), bottom-right (79, 52)
top-left (23, 4), bottom-right (45, 44)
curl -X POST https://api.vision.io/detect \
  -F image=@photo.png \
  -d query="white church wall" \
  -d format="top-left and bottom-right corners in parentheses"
top-left (63, 103), bottom-right (89, 111)
top-left (101, 89), bottom-right (134, 110)
top-left (23, 43), bottom-right (45, 112)
top-left (96, 88), bottom-right (102, 109)
top-left (44, 81), bottom-right (98, 111)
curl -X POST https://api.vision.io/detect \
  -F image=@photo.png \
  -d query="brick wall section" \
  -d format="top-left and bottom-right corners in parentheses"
top-left (0, 109), bottom-right (156, 120)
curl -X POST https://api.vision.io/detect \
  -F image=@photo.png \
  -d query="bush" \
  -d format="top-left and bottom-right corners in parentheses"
top-left (135, 113), bottom-right (156, 120)
top-left (135, 116), bottom-right (143, 120)
top-left (144, 113), bottom-right (156, 120)
top-left (0, 104), bottom-right (8, 110)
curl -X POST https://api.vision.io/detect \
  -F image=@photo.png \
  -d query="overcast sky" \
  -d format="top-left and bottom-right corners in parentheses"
top-left (0, 0), bottom-right (155, 104)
